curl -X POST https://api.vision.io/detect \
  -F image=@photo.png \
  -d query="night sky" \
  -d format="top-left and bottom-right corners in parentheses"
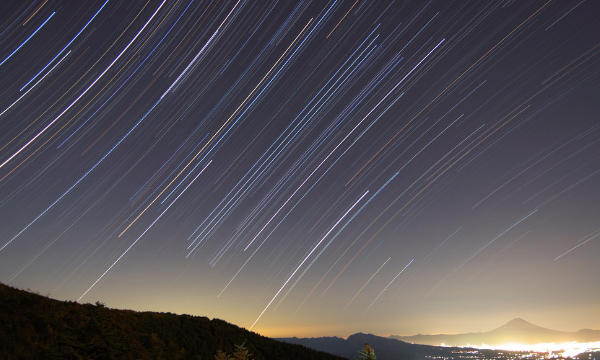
top-left (1, 0), bottom-right (599, 338)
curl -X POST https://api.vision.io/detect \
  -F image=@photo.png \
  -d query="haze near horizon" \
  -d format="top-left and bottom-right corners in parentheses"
top-left (1, 0), bottom-right (599, 338)
top-left (391, 318), bottom-right (600, 346)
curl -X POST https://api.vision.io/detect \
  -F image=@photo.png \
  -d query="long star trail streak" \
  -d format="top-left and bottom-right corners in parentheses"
top-left (19, 0), bottom-right (110, 92)
top-left (273, 189), bottom-right (375, 308)
top-left (1, 1), bottom-right (599, 337)
top-left (424, 210), bottom-right (539, 300)
top-left (244, 38), bottom-right (446, 251)
top-left (1, 96), bottom-right (166, 252)
top-left (78, 160), bottom-right (212, 302)
top-left (119, 14), bottom-right (315, 238)
top-left (0, 0), bottom-right (169, 170)
top-left (0, 51), bottom-right (71, 118)
top-left (364, 259), bottom-right (413, 315)
top-left (199, 29), bottom-right (381, 256)
top-left (555, 228), bottom-right (600, 260)
top-left (249, 190), bottom-right (369, 330)
top-left (318, 113), bottom-right (464, 296)
top-left (340, 257), bottom-right (389, 316)
top-left (0, 12), bottom-right (56, 67)
top-left (161, 0), bottom-right (244, 99)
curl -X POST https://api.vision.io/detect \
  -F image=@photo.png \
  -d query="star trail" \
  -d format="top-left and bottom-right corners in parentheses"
top-left (1, 0), bottom-right (599, 337)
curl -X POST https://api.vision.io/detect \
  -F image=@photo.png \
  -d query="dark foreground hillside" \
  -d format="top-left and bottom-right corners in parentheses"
top-left (0, 283), bottom-right (347, 360)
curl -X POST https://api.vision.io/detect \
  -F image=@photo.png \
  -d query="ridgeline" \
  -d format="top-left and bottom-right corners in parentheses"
top-left (0, 283), bottom-right (347, 360)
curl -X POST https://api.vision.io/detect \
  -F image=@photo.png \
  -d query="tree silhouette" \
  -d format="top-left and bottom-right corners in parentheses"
top-left (215, 348), bottom-right (231, 360)
top-left (215, 341), bottom-right (252, 360)
top-left (233, 341), bottom-right (252, 360)
top-left (358, 343), bottom-right (376, 360)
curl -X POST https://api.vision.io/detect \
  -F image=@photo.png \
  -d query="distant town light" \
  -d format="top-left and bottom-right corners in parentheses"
top-left (468, 341), bottom-right (600, 358)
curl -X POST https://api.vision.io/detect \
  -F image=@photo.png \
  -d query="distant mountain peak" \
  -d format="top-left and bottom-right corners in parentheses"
top-left (508, 317), bottom-right (527, 323)
top-left (497, 318), bottom-right (544, 331)
top-left (389, 318), bottom-right (600, 347)
top-left (504, 318), bottom-right (532, 327)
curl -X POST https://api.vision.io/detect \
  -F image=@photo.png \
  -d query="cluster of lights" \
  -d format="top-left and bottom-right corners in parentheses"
top-left (469, 341), bottom-right (600, 358)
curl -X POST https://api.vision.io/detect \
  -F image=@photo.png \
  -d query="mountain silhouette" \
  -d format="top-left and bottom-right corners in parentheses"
top-left (389, 318), bottom-right (600, 346)
top-left (277, 332), bottom-right (465, 360)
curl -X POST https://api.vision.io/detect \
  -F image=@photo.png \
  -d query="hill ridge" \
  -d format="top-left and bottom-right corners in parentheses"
top-left (0, 283), bottom-right (346, 360)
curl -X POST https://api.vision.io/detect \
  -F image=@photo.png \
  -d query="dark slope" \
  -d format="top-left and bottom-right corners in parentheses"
top-left (389, 318), bottom-right (600, 346)
top-left (0, 283), bottom-right (347, 360)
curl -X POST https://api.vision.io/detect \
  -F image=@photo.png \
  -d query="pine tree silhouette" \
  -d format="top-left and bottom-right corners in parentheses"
top-left (358, 343), bottom-right (376, 360)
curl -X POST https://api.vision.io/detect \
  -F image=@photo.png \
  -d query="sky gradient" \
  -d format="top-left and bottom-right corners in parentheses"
top-left (1, 0), bottom-right (599, 338)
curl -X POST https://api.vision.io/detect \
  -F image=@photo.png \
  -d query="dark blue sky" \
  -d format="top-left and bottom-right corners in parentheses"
top-left (1, 0), bottom-right (599, 337)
